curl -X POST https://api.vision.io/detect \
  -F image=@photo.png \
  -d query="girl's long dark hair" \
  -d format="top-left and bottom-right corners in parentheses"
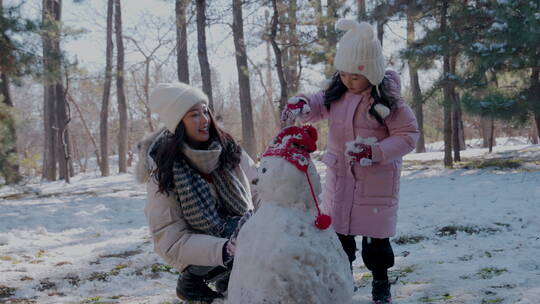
top-left (323, 71), bottom-right (395, 125)
top-left (151, 110), bottom-right (242, 195)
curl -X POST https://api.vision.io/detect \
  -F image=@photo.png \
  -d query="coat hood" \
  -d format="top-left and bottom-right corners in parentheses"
top-left (135, 127), bottom-right (167, 184)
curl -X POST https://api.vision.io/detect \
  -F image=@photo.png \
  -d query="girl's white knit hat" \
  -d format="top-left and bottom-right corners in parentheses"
top-left (333, 19), bottom-right (385, 86)
top-left (149, 82), bottom-right (209, 134)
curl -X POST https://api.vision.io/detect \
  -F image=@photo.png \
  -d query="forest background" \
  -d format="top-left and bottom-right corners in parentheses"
top-left (1, 0), bottom-right (539, 183)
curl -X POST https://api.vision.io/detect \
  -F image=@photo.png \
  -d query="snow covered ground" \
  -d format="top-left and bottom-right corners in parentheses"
top-left (1, 140), bottom-right (539, 304)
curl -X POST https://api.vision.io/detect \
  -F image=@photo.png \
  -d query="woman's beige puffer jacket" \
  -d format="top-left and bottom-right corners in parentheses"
top-left (135, 129), bottom-right (258, 272)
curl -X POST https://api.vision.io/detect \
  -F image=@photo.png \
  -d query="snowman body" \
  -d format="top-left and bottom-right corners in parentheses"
top-left (226, 156), bottom-right (353, 304)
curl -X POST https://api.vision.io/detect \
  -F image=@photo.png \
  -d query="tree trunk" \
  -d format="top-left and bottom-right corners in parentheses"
top-left (450, 56), bottom-right (461, 161)
top-left (55, 82), bottom-right (71, 182)
top-left (0, 0), bottom-right (20, 184)
top-left (176, 0), bottom-right (189, 83)
top-left (325, 0), bottom-right (339, 77)
top-left (143, 58), bottom-right (154, 132)
top-left (114, 0), bottom-right (128, 173)
top-left (0, 72), bottom-right (21, 184)
top-left (441, 0), bottom-right (452, 167)
top-left (313, 0), bottom-right (325, 39)
top-left (100, 0), bottom-right (113, 177)
top-left (286, 0), bottom-right (299, 95)
top-left (406, 4), bottom-right (425, 153)
top-left (489, 117), bottom-right (494, 153)
top-left (265, 10), bottom-right (273, 115)
top-left (531, 116), bottom-right (539, 144)
top-left (377, 21), bottom-right (385, 48)
top-left (67, 92), bottom-right (101, 167)
top-left (357, 0), bottom-right (366, 22)
top-left (534, 112), bottom-right (540, 144)
top-left (531, 67), bottom-right (540, 143)
top-left (281, 24), bottom-right (289, 92)
top-left (262, 10), bottom-right (280, 147)
top-left (480, 117), bottom-right (493, 148)
top-left (452, 95), bottom-right (461, 159)
top-left (232, 0), bottom-right (256, 157)
top-left (196, 0), bottom-right (213, 110)
top-left (42, 0), bottom-right (69, 181)
top-left (270, 0), bottom-right (288, 128)
top-left (48, 2), bottom-right (72, 182)
top-left (42, 0), bottom-right (57, 181)
top-left (71, 132), bottom-right (83, 172)
top-left (127, 108), bottom-right (134, 167)
top-left (375, 3), bottom-right (388, 47)
top-left (458, 100), bottom-right (466, 149)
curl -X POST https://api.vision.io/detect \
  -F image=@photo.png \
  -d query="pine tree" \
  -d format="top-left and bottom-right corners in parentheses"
top-left (462, 89), bottom-right (529, 152)
top-left (0, 1), bottom-right (38, 183)
top-left (401, 1), bottom-right (483, 166)
top-left (460, 0), bottom-right (540, 142)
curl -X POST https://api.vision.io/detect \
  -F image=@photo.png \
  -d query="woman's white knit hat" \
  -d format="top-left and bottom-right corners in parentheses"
top-left (333, 19), bottom-right (385, 86)
top-left (149, 82), bottom-right (208, 134)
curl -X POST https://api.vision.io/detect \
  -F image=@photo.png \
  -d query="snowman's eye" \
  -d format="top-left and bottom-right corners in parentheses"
top-left (261, 168), bottom-right (267, 173)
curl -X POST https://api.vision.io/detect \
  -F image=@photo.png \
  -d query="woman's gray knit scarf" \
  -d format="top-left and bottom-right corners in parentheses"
top-left (172, 141), bottom-right (249, 237)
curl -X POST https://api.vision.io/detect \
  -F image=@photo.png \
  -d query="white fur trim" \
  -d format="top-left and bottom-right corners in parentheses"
top-left (135, 128), bottom-right (167, 184)
top-left (286, 96), bottom-right (311, 116)
top-left (336, 19), bottom-right (359, 31)
top-left (374, 103), bottom-right (390, 119)
top-left (287, 96), bottom-right (302, 105)
top-left (302, 103), bottom-right (311, 114)
top-left (359, 158), bottom-right (373, 167)
top-left (345, 136), bottom-right (377, 164)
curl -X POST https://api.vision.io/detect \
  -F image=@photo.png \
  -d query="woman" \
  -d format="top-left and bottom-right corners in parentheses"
top-left (136, 82), bottom-right (257, 302)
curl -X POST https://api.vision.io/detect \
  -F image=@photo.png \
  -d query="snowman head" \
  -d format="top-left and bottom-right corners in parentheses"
top-left (256, 126), bottom-right (321, 211)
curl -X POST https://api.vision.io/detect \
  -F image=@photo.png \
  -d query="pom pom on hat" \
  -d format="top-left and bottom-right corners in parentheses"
top-left (336, 19), bottom-right (360, 31)
top-left (336, 19), bottom-right (374, 40)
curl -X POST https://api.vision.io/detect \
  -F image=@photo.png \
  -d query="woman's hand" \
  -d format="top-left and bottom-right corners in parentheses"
top-left (221, 210), bottom-right (253, 266)
top-left (222, 239), bottom-right (235, 269)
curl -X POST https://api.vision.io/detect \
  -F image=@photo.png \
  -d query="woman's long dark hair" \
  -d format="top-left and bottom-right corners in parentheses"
top-left (151, 110), bottom-right (242, 195)
top-left (323, 71), bottom-right (395, 125)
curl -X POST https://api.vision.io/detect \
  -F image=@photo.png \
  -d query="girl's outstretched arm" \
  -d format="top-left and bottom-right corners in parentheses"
top-left (300, 91), bottom-right (330, 124)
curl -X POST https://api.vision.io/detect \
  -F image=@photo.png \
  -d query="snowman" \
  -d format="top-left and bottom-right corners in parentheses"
top-left (225, 125), bottom-right (353, 304)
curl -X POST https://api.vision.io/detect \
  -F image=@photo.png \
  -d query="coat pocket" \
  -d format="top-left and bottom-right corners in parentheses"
top-left (322, 152), bottom-right (338, 167)
top-left (321, 152), bottom-right (345, 203)
top-left (322, 152), bottom-right (338, 194)
top-left (362, 163), bottom-right (395, 198)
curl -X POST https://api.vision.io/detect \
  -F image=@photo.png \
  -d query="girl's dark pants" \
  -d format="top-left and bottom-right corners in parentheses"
top-left (337, 233), bottom-right (394, 281)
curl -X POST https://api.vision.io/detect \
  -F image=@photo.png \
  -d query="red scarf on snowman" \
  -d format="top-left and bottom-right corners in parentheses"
top-left (263, 125), bottom-right (332, 230)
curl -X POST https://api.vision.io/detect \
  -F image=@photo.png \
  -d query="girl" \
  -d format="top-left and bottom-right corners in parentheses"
top-left (282, 20), bottom-right (419, 304)
top-left (136, 82), bottom-right (256, 302)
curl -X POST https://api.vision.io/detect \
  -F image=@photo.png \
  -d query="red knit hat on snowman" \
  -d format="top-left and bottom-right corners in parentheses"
top-left (263, 125), bottom-right (332, 230)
